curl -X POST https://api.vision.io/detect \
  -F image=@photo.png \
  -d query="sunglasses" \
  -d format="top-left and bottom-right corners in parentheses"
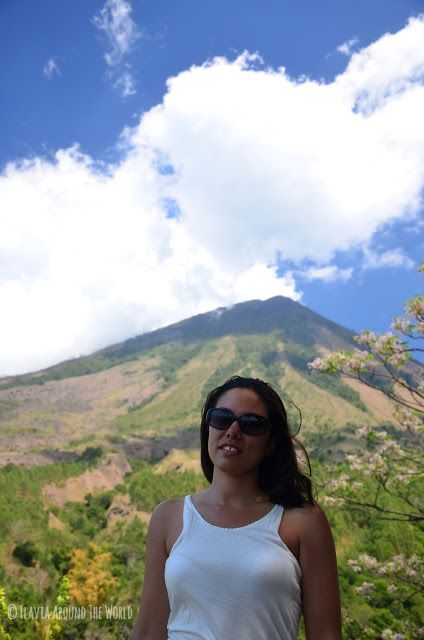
top-left (205, 408), bottom-right (271, 436)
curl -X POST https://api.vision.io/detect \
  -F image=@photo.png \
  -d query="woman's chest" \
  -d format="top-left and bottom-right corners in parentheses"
top-left (166, 500), bottom-right (301, 561)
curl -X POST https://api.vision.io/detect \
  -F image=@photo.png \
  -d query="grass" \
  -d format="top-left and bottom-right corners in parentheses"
top-left (114, 337), bottom-right (237, 434)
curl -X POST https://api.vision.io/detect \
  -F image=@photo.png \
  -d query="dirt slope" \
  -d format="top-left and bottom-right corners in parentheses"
top-left (42, 454), bottom-right (131, 506)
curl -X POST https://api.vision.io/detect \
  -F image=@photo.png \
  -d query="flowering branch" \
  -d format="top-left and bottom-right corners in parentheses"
top-left (311, 262), bottom-right (424, 640)
top-left (308, 281), bottom-right (424, 414)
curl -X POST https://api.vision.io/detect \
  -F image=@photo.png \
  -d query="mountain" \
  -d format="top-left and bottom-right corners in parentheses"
top-left (1, 298), bottom-right (420, 640)
top-left (0, 296), bottom-right (355, 387)
top-left (0, 296), bottom-right (400, 466)
top-left (98, 295), bottom-right (356, 357)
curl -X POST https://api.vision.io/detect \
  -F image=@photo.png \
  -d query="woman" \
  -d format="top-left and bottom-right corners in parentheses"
top-left (131, 376), bottom-right (342, 640)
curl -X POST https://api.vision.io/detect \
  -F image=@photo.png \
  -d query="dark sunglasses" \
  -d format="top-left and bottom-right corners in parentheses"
top-left (205, 408), bottom-right (271, 436)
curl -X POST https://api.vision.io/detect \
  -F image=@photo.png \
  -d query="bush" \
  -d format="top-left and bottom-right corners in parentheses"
top-left (12, 541), bottom-right (38, 567)
top-left (79, 446), bottom-right (103, 464)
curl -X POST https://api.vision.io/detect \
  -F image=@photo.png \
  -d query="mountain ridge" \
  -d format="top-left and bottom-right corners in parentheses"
top-left (100, 295), bottom-right (356, 358)
top-left (0, 295), bottom-right (396, 466)
top-left (0, 296), bottom-right (356, 387)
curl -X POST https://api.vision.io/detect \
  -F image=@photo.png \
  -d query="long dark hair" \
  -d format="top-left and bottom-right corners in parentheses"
top-left (200, 376), bottom-right (316, 507)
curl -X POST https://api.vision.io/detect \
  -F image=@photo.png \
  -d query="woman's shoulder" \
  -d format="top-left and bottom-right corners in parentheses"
top-left (152, 497), bottom-right (185, 521)
top-left (279, 502), bottom-right (329, 558)
top-left (283, 501), bottom-right (328, 529)
top-left (151, 497), bottom-right (187, 556)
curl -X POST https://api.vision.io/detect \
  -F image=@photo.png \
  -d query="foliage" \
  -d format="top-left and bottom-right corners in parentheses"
top-left (0, 459), bottom-right (96, 540)
top-left (321, 426), bottom-right (423, 523)
top-left (308, 278), bottom-right (423, 524)
top-left (103, 517), bottom-right (148, 599)
top-left (284, 342), bottom-right (367, 410)
top-left (156, 342), bottom-right (203, 384)
top-left (12, 541), bottom-right (39, 567)
top-left (34, 575), bottom-right (71, 640)
top-left (115, 340), bottom-right (207, 431)
top-left (308, 262), bottom-right (424, 639)
top-left (79, 447), bottom-right (104, 465)
top-left (67, 543), bottom-right (117, 607)
top-left (127, 461), bottom-right (206, 512)
top-left (308, 278), bottom-right (423, 415)
top-left (62, 492), bottom-right (113, 538)
top-left (0, 587), bottom-right (11, 640)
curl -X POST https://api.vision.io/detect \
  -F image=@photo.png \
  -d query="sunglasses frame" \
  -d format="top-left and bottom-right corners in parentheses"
top-left (205, 407), bottom-right (271, 436)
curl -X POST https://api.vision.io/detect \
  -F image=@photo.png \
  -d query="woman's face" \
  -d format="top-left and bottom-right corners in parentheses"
top-left (207, 387), bottom-right (275, 477)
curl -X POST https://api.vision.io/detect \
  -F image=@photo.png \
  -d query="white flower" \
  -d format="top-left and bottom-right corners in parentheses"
top-left (355, 581), bottom-right (374, 596)
top-left (357, 425), bottom-right (371, 438)
top-left (381, 630), bottom-right (406, 640)
top-left (391, 317), bottom-right (411, 333)
top-left (358, 554), bottom-right (378, 569)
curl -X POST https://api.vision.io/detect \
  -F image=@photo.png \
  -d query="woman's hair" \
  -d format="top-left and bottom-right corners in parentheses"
top-left (200, 375), bottom-right (316, 507)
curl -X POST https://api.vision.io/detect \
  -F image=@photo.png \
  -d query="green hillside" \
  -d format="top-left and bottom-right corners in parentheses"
top-left (0, 295), bottom-right (355, 390)
top-left (0, 296), bottom-right (422, 639)
top-left (0, 296), bottom-right (386, 461)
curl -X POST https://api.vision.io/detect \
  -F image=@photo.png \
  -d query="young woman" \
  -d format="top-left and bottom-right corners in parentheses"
top-left (131, 376), bottom-right (342, 640)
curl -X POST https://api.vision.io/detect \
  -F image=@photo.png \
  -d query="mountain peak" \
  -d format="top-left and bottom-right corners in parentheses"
top-left (100, 295), bottom-right (355, 361)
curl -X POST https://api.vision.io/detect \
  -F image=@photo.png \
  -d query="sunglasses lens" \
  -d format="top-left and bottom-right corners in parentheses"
top-left (206, 409), bottom-right (269, 435)
top-left (239, 414), bottom-right (268, 435)
top-left (207, 409), bottom-right (233, 430)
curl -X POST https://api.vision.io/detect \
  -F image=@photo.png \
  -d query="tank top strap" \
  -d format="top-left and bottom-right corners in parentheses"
top-left (186, 495), bottom-right (284, 533)
top-left (267, 503), bottom-right (284, 534)
top-left (183, 494), bottom-right (193, 525)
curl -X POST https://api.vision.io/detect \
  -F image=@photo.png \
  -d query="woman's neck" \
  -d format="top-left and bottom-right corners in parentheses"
top-left (206, 472), bottom-right (266, 508)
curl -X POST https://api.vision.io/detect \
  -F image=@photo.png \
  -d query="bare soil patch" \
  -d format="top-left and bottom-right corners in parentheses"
top-left (0, 358), bottom-right (163, 452)
top-left (107, 493), bottom-right (150, 527)
top-left (42, 454), bottom-right (131, 507)
top-left (48, 511), bottom-right (66, 531)
top-left (154, 448), bottom-right (201, 474)
top-left (342, 376), bottom-right (395, 421)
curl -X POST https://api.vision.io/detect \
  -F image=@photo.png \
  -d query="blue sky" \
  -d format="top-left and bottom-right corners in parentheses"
top-left (0, 0), bottom-right (423, 375)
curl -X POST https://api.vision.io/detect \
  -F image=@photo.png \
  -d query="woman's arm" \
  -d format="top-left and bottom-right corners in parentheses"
top-left (299, 503), bottom-right (342, 640)
top-left (130, 501), bottom-right (172, 640)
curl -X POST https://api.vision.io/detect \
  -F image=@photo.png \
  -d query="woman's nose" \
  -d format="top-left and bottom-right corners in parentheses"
top-left (226, 418), bottom-right (242, 436)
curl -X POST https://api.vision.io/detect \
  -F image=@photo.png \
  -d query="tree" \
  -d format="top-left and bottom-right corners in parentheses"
top-left (67, 543), bottom-right (117, 607)
top-left (308, 262), bottom-right (423, 639)
top-left (12, 540), bottom-right (39, 567)
top-left (308, 263), bottom-right (423, 523)
top-left (34, 575), bottom-right (72, 640)
top-left (0, 587), bottom-right (11, 640)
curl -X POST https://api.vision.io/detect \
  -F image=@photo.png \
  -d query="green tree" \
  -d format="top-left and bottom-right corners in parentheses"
top-left (34, 575), bottom-right (72, 640)
top-left (0, 587), bottom-right (11, 640)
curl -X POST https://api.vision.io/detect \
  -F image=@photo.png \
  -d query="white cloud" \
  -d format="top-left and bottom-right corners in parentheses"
top-left (363, 248), bottom-right (415, 269)
top-left (301, 266), bottom-right (353, 283)
top-left (93, 0), bottom-right (139, 67)
top-left (0, 147), bottom-right (297, 375)
top-left (115, 70), bottom-right (136, 97)
top-left (1, 16), bottom-right (424, 375)
top-left (43, 58), bottom-right (60, 79)
top-left (336, 16), bottom-right (424, 114)
top-left (135, 16), bottom-right (424, 266)
top-left (336, 37), bottom-right (359, 56)
top-left (93, 0), bottom-right (139, 97)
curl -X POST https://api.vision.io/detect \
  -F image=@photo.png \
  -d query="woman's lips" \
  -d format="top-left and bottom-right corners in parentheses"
top-left (219, 445), bottom-right (241, 455)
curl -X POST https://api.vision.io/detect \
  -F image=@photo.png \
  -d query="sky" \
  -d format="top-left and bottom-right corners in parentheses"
top-left (1, 0), bottom-right (423, 376)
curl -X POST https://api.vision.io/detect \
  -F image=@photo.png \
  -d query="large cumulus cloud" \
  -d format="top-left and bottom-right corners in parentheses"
top-left (1, 16), bottom-right (424, 375)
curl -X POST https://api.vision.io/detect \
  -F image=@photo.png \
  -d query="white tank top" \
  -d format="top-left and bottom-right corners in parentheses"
top-left (165, 495), bottom-right (302, 640)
